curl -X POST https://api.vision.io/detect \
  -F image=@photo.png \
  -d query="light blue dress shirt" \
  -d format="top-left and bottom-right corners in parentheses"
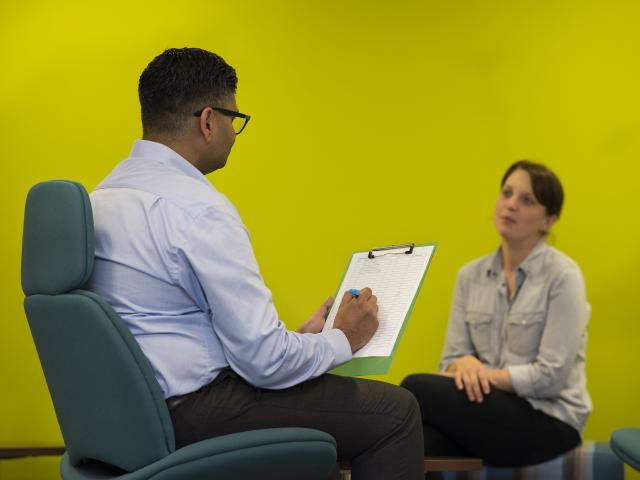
top-left (85, 140), bottom-right (351, 398)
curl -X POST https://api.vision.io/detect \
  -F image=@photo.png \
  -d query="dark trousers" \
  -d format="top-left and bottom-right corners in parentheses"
top-left (168, 369), bottom-right (424, 480)
top-left (401, 373), bottom-right (581, 467)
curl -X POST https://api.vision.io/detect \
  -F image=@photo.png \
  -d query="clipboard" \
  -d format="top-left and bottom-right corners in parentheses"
top-left (322, 242), bottom-right (437, 376)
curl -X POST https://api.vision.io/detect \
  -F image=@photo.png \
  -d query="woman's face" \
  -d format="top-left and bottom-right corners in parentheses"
top-left (494, 168), bottom-right (556, 243)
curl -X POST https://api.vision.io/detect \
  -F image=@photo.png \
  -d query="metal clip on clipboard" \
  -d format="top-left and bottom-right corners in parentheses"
top-left (367, 243), bottom-right (415, 259)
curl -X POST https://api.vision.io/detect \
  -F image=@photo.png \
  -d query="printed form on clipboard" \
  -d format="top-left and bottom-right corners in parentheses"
top-left (322, 243), bottom-right (437, 376)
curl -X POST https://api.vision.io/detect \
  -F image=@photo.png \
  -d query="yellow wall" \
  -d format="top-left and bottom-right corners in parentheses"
top-left (2, 1), bottom-right (639, 478)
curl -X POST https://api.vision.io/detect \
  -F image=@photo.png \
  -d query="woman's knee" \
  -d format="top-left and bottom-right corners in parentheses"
top-left (402, 373), bottom-right (450, 397)
top-left (400, 373), bottom-right (426, 393)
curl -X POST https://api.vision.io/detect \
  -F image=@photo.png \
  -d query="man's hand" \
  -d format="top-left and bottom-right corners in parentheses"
top-left (332, 287), bottom-right (379, 353)
top-left (297, 297), bottom-right (334, 334)
top-left (446, 355), bottom-right (492, 403)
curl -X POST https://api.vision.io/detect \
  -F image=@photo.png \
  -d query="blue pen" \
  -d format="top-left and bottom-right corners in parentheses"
top-left (348, 288), bottom-right (360, 297)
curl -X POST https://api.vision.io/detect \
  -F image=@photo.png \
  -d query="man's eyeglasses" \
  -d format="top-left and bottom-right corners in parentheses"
top-left (193, 107), bottom-right (251, 135)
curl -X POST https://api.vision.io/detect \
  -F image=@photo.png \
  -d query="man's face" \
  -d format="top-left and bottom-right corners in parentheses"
top-left (205, 96), bottom-right (238, 173)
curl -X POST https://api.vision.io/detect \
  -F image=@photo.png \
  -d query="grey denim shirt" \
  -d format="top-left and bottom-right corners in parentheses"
top-left (439, 239), bottom-right (592, 432)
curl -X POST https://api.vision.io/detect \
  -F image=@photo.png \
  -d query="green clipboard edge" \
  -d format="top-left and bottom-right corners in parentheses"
top-left (329, 242), bottom-right (438, 377)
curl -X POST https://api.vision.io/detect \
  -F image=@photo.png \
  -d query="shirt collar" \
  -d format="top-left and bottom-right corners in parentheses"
top-left (129, 139), bottom-right (211, 188)
top-left (518, 237), bottom-right (547, 276)
top-left (486, 237), bottom-right (547, 278)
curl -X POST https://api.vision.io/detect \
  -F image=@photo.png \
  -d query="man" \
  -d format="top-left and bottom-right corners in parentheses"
top-left (86, 47), bottom-right (423, 479)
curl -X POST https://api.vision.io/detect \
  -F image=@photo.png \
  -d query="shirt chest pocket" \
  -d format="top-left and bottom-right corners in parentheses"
top-left (507, 312), bottom-right (545, 357)
top-left (464, 312), bottom-right (493, 356)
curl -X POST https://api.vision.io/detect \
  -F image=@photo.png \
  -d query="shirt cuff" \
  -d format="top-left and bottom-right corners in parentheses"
top-left (439, 361), bottom-right (453, 374)
top-left (508, 364), bottom-right (536, 398)
top-left (320, 328), bottom-right (352, 369)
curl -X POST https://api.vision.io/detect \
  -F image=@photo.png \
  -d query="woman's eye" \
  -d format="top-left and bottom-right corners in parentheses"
top-left (502, 189), bottom-right (512, 198)
top-left (522, 196), bottom-right (535, 205)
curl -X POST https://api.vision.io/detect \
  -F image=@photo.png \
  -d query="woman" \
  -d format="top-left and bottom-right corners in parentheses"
top-left (402, 160), bottom-right (591, 467)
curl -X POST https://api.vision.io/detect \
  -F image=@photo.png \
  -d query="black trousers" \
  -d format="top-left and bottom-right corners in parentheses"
top-left (168, 369), bottom-right (424, 480)
top-left (401, 373), bottom-right (581, 467)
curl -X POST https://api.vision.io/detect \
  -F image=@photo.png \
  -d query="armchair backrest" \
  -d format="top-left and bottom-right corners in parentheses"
top-left (21, 180), bottom-right (175, 472)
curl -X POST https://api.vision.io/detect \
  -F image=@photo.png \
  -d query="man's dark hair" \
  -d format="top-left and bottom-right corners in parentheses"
top-left (501, 160), bottom-right (564, 218)
top-left (138, 47), bottom-right (237, 136)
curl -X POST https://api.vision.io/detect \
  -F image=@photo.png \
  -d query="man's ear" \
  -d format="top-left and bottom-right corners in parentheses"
top-left (198, 108), bottom-right (216, 142)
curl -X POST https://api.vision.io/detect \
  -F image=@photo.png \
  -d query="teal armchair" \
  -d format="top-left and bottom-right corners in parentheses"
top-left (611, 428), bottom-right (640, 472)
top-left (21, 180), bottom-right (337, 480)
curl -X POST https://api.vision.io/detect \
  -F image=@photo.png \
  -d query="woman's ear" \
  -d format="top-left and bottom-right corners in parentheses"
top-left (541, 214), bottom-right (558, 234)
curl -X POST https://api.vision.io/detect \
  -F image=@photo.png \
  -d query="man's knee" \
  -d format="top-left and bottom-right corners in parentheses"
top-left (390, 382), bottom-right (422, 427)
top-left (363, 379), bottom-right (421, 427)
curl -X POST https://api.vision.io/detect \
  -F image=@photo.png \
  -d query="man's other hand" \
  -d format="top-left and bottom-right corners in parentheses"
top-left (297, 296), bottom-right (334, 334)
